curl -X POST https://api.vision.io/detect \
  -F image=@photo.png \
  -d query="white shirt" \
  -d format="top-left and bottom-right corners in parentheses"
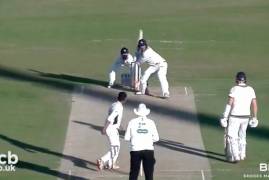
top-left (112, 54), bottom-right (134, 70)
top-left (124, 116), bottom-right (159, 151)
top-left (229, 84), bottom-right (256, 116)
top-left (136, 47), bottom-right (166, 66)
top-left (107, 101), bottom-right (123, 129)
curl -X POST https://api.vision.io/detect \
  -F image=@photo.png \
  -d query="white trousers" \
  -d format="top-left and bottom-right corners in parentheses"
top-left (226, 117), bottom-right (249, 161)
top-left (140, 62), bottom-right (169, 95)
top-left (109, 70), bottom-right (117, 86)
top-left (101, 127), bottom-right (120, 168)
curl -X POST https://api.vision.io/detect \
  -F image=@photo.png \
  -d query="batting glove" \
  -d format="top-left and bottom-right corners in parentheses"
top-left (220, 117), bottom-right (228, 128)
top-left (249, 117), bottom-right (258, 128)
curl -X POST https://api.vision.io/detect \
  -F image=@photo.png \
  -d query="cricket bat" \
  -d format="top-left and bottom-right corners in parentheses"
top-left (138, 29), bottom-right (143, 41)
top-left (130, 29), bottom-right (143, 91)
top-left (131, 62), bottom-right (141, 91)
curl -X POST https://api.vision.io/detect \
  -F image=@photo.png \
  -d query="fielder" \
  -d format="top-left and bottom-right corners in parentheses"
top-left (220, 72), bottom-right (258, 162)
top-left (108, 47), bottom-right (135, 88)
top-left (97, 92), bottom-right (127, 170)
top-left (134, 39), bottom-right (170, 98)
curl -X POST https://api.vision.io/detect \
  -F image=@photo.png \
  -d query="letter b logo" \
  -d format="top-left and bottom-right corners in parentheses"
top-left (260, 163), bottom-right (268, 172)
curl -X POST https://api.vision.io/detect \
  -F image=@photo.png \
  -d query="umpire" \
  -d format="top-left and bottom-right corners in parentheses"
top-left (124, 103), bottom-right (159, 180)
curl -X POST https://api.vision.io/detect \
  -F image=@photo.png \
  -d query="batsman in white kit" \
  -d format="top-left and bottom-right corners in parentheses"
top-left (220, 72), bottom-right (258, 162)
top-left (108, 47), bottom-right (134, 88)
top-left (134, 39), bottom-right (170, 98)
top-left (97, 92), bottom-right (127, 170)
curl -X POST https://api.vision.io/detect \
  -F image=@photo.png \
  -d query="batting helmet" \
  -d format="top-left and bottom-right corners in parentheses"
top-left (236, 71), bottom-right (247, 83)
top-left (120, 47), bottom-right (129, 55)
top-left (137, 39), bottom-right (147, 49)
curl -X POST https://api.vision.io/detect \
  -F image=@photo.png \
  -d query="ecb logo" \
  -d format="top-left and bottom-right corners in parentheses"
top-left (0, 151), bottom-right (18, 172)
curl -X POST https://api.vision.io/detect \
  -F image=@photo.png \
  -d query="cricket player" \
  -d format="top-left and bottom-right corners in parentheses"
top-left (220, 72), bottom-right (258, 162)
top-left (108, 47), bottom-right (134, 88)
top-left (97, 92), bottom-right (127, 170)
top-left (134, 39), bottom-right (170, 98)
top-left (125, 103), bottom-right (159, 180)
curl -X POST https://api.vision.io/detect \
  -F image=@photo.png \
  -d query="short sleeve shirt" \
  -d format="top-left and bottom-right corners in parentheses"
top-left (229, 85), bottom-right (256, 116)
top-left (107, 101), bottom-right (123, 129)
top-left (136, 47), bottom-right (166, 66)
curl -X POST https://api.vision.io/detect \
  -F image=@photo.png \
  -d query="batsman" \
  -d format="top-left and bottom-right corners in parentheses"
top-left (134, 39), bottom-right (170, 98)
top-left (220, 72), bottom-right (258, 162)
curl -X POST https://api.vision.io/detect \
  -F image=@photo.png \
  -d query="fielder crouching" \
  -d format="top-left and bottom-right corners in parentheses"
top-left (220, 72), bottom-right (258, 162)
top-left (108, 47), bottom-right (135, 88)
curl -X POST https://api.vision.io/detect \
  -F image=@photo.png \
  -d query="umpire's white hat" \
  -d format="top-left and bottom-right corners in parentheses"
top-left (134, 103), bottom-right (150, 116)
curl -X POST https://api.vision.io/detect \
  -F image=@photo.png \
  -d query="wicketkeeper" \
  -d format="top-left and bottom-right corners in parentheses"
top-left (134, 39), bottom-right (170, 98)
top-left (220, 72), bottom-right (258, 162)
top-left (108, 47), bottom-right (134, 88)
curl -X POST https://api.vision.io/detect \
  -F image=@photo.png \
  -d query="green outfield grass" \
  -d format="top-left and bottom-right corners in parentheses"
top-left (0, 0), bottom-right (269, 179)
top-left (0, 77), bottom-right (71, 180)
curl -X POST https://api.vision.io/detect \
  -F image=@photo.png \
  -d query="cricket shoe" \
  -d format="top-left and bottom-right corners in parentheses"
top-left (226, 155), bottom-right (234, 162)
top-left (239, 154), bottom-right (246, 161)
top-left (163, 93), bottom-right (170, 98)
top-left (97, 159), bottom-right (104, 170)
top-left (135, 91), bottom-right (143, 95)
top-left (111, 164), bottom-right (120, 169)
top-left (227, 156), bottom-right (240, 163)
top-left (145, 88), bottom-right (150, 95)
top-left (234, 156), bottom-right (240, 162)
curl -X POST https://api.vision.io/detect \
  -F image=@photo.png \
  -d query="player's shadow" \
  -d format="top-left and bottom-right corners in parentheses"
top-left (0, 66), bottom-right (75, 91)
top-left (1, 66), bottom-right (269, 147)
top-left (156, 139), bottom-right (228, 163)
top-left (29, 69), bottom-right (108, 87)
top-left (17, 160), bottom-right (88, 180)
top-left (0, 134), bottom-right (98, 173)
top-left (29, 69), bottom-right (135, 93)
top-left (73, 121), bottom-right (228, 162)
top-left (1, 156), bottom-right (87, 180)
top-left (73, 120), bottom-right (102, 131)
top-left (73, 120), bottom-right (126, 138)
